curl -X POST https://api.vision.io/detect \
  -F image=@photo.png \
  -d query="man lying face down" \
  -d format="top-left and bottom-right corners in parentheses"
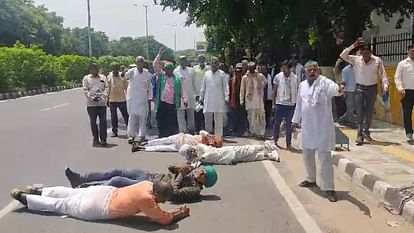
top-left (64, 165), bottom-right (218, 203)
top-left (11, 180), bottom-right (190, 225)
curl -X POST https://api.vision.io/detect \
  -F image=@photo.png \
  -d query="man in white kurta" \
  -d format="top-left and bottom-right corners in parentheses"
top-left (200, 57), bottom-right (229, 136)
top-left (292, 60), bottom-right (343, 202)
top-left (175, 56), bottom-right (197, 133)
top-left (240, 62), bottom-right (267, 137)
top-left (193, 54), bottom-right (210, 132)
top-left (179, 141), bottom-right (279, 165)
top-left (124, 56), bottom-right (152, 143)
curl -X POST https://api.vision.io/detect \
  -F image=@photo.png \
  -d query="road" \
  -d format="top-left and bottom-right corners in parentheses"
top-left (0, 89), bottom-right (412, 233)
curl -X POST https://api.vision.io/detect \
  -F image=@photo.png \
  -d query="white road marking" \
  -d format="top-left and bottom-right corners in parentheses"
top-left (40, 103), bottom-right (70, 112)
top-left (0, 201), bottom-right (19, 220)
top-left (262, 161), bottom-right (324, 233)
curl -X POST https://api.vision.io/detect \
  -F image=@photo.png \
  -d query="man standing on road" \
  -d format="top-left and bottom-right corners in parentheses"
top-left (229, 63), bottom-right (248, 136)
top-left (259, 64), bottom-right (274, 129)
top-left (273, 60), bottom-right (299, 151)
top-left (200, 57), bottom-right (230, 137)
top-left (395, 45), bottom-right (414, 142)
top-left (340, 38), bottom-right (389, 145)
top-left (82, 63), bottom-right (109, 147)
top-left (107, 62), bottom-right (129, 138)
top-left (124, 56), bottom-right (153, 144)
top-left (292, 60), bottom-right (344, 202)
top-left (175, 56), bottom-right (197, 134)
top-left (338, 63), bottom-right (357, 126)
top-left (11, 181), bottom-right (190, 224)
top-left (153, 48), bottom-right (188, 137)
top-left (240, 62), bottom-right (267, 138)
top-left (193, 54), bottom-right (209, 131)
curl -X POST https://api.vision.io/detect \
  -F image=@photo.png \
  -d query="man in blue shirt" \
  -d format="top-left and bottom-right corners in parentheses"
top-left (339, 64), bottom-right (356, 125)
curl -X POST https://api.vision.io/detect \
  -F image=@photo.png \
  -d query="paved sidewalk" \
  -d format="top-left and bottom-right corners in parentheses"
top-left (332, 120), bottom-right (414, 223)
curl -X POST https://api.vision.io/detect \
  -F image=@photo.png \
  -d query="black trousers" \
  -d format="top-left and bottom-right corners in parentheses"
top-left (402, 90), bottom-right (414, 135)
top-left (264, 100), bottom-right (273, 128)
top-left (230, 104), bottom-right (248, 136)
top-left (195, 110), bottom-right (205, 132)
top-left (87, 106), bottom-right (107, 141)
top-left (109, 101), bottom-right (129, 134)
top-left (156, 102), bottom-right (178, 137)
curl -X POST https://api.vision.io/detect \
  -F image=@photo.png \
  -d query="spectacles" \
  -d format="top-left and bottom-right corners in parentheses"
top-left (306, 68), bottom-right (317, 72)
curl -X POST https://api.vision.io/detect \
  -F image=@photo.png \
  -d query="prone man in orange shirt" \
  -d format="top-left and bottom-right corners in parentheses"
top-left (10, 181), bottom-right (189, 225)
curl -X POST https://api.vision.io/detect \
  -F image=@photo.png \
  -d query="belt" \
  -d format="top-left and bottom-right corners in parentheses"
top-left (356, 83), bottom-right (377, 88)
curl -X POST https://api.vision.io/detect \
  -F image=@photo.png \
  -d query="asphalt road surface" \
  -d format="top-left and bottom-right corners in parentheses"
top-left (0, 89), bottom-right (412, 233)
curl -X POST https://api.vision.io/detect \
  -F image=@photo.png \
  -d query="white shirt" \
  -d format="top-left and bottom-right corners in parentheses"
top-left (175, 66), bottom-right (197, 109)
top-left (125, 68), bottom-right (152, 116)
top-left (340, 46), bottom-right (389, 87)
top-left (200, 69), bottom-right (229, 113)
top-left (395, 57), bottom-right (414, 90)
top-left (197, 144), bottom-right (235, 165)
top-left (265, 74), bottom-right (273, 100)
top-left (292, 76), bottom-right (340, 151)
top-left (193, 65), bottom-right (210, 95)
top-left (273, 72), bottom-right (299, 106)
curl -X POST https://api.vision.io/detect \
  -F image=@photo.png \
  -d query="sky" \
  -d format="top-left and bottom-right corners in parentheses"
top-left (33, 0), bottom-right (205, 50)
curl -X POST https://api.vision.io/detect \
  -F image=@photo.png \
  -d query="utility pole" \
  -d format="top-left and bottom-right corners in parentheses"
top-left (144, 5), bottom-right (150, 60)
top-left (87, 0), bottom-right (92, 58)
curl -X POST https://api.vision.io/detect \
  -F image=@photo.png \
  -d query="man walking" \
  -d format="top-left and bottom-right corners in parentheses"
top-left (175, 56), bottom-right (197, 134)
top-left (273, 60), bottom-right (299, 150)
top-left (193, 54), bottom-right (209, 131)
top-left (200, 57), bottom-right (229, 137)
top-left (240, 62), bottom-right (267, 138)
top-left (153, 48), bottom-right (188, 137)
top-left (107, 62), bottom-right (129, 137)
top-left (340, 38), bottom-right (389, 145)
top-left (395, 45), bottom-right (414, 142)
top-left (229, 63), bottom-right (247, 136)
top-left (338, 63), bottom-right (357, 126)
top-left (292, 60), bottom-right (344, 202)
top-left (124, 56), bottom-right (153, 144)
top-left (82, 63), bottom-right (109, 147)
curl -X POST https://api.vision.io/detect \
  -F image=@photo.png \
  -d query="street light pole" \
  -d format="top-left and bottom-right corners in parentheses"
top-left (144, 5), bottom-right (150, 60)
top-left (86, 0), bottom-right (92, 58)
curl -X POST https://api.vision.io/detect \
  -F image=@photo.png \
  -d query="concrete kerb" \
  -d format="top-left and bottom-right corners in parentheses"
top-left (332, 152), bottom-right (414, 223)
top-left (0, 84), bottom-right (81, 100)
top-left (0, 93), bottom-right (3, 100)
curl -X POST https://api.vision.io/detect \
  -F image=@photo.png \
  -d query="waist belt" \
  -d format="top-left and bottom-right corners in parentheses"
top-left (356, 83), bottom-right (377, 89)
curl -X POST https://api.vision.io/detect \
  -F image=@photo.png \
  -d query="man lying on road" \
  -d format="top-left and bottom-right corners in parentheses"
top-left (11, 181), bottom-right (190, 225)
top-left (179, 141), bottom-right (280, 165)
top-left (64, 165), bottom-right (218, 203)
top-left (131, 130), bottom-right (223, 153)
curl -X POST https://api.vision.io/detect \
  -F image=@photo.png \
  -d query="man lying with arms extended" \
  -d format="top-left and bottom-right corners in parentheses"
top-left (64, 165), bottom-right (218, 203)
top-left (179, 141), bottom-right (280, 165)
top-left (131, 130), bottom-right (223, 153)
top-left (11, 180), bottom-right (189, 225)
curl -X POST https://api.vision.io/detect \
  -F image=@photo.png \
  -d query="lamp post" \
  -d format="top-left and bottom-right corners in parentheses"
top-left (86, 0), bottom-right (92, 58)
top-left (133, 3), bottom-right (150, 60)
top-left (166, 23), bottom-right (177, 51)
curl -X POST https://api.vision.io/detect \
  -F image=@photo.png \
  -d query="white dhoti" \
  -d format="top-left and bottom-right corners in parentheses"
top-left (247, 109), bottom-right (266, 136)
top-left (26, 186), bottom-right (115, 220)
top-left (128, 112), bottom-right (148, 138)
top-left (302, 149), bottom-right (334, 191)
top-left (177, 109), bottom-right (195, 133)
top-left (145, 136), bottom-right (178, 152)
top-left (204, 112), bottom-right (224, 136)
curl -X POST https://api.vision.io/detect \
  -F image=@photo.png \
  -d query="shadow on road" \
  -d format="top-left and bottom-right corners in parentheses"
top-left (93, 143), bottom-right (118, 148)
top-left (308, 187), bottom-right (372, 217)
top-left (170, 194), bottom-right (222, 204)
top-left (366, 140), bottom-right (400, 146)
top-left (14, 208), bottom-right (179, 231)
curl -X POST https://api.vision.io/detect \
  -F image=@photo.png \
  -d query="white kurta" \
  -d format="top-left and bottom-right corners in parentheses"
top-left (292, 76), bottom-right (340, 151)
top-left (200, 70), bottom-right (230, 113)
top-left (175, 66), bottom-right (197, 109)
top-left (125, 68), bottom-right (152, 116)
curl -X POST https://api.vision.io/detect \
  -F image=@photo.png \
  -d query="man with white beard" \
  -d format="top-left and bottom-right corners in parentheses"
top-left (292, 60), bottom-right (344, 202)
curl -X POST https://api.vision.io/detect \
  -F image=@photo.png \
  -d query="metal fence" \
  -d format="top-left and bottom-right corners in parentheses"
top-left (372, 32), bottom-right (413, 65)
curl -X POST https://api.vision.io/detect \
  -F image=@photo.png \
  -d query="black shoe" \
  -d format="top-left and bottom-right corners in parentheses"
top-left (65, 167), bottom-right (81, 188)
top-left (299, 180), bottom-right (317, 188)
top-left (92, 138), bottom-right (100, 147)
top-left (100, 141), bottom-right (108, 147)
top-left (364, 134), bottom-right (373, 142)
top-left (131, 143), bottom-right (143, 153)
top-left (355, 136), bottom-right (364, 146)
top-left (326, 190), bottom-right (337, 202)
top-left (11, 189), bottom-right (27, 205)
top-left (128, 137), bottom-right (135, 144)
top-left (110, 132), bottom-right (118, 137)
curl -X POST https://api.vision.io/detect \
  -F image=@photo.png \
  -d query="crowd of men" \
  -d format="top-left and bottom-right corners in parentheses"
top-left (10, 38), bottom-right (414, 225)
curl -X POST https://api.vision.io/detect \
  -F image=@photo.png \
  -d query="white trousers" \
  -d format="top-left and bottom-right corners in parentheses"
top-left (233, 145), bottom-right (268, 163)
top-left (302, 149), bottom-right (335, 191)
top-left (177, 109), bottom-right (195, 133)
top-left (247, 109), bottom-right (265, 136)
top-left (26, 186), bottom-right (115, 220)
top-left (128, 113), bottom-right (148, 138)
top-left (145, 137), bottom-right (178, 152)
top-left (204, 112), bottom-right (224, 136)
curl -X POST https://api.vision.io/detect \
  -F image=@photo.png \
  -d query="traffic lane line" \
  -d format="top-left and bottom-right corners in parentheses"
top-left (0, 201), bottom-right (19, 220)
top-left (341, 128), bottom-right (414, 164)
top-left (40, 103), bottom-right (70, 112)
top-left (262, 161), bottom-right (323, 233)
